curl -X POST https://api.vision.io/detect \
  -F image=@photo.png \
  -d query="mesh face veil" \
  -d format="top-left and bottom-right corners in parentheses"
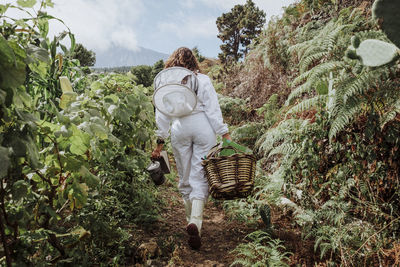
top-left (153, 67), bottom-right (199, 117)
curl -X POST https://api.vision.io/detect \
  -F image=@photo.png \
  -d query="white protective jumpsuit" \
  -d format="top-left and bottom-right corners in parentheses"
top-left (155, 73), bottom-right (228, 202)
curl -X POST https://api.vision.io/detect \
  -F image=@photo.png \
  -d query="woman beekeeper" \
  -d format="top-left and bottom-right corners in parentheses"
top-left (151, 47), bottom-right (231, 250)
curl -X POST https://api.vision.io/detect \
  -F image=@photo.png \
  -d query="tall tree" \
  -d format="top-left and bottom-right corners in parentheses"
top-left (216, 0), bottom-right (266, 63)
top-left (71, 43), bottom-right (96, 67)
top-left (151, 59), bottom-right (164, 80)
top-left (131, 65), bottom-right (153, 87)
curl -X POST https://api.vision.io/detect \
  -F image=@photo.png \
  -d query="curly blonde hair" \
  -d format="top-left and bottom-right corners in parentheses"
top-left (164, 47), bottom-right (200, 72)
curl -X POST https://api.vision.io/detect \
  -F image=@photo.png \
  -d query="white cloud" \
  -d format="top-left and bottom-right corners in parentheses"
top-left (180, 0), bottom-right (195, 8)
top-left (158, 16), bottom-right (217, 40)
top-left (51, 0), bottom-right (144, 52)
top-left (5, 0), bottom-right (145, 52)
top-left (110, 27), bottom-right (139, 51)
top-left (200, 0), bottom-right (299, 20)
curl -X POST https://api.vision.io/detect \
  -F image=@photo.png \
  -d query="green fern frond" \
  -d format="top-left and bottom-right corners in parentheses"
top-left (286, 82), bottom-right (313, 105)
top-left (286, 95), bottom-right (328, 115)
top-left (256, 119), bottom-right (306, 156)
top-left (292, 69), bottom-right (314, 86)
top-left (322, 24), bottom-right (350, 51)
top-left (309, 61), bottom-right (346, 82)
top-left (293, 61), bottom-right (346, 87)
top-left (269, 143), bottom-right (301, 158)
top-left (343, 68), bottom-right (389, 102)
top-left (299, 51), bottom-right (329, 73)
top-left (289, 61), bottom-right (346, 107)
top-left (329, 103), bottom-right (364, 140)
top-left (380, 98), bottom-right (400, 129)
top-left (288, 39), bottom-right (313, 58)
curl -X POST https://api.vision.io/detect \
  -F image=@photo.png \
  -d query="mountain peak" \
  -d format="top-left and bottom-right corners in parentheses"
top-left (94, 46), bottom-right (169, 68)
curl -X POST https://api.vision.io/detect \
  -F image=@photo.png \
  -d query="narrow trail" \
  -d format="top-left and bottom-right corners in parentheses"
top-left (132, 178), bottom-right (258, 266)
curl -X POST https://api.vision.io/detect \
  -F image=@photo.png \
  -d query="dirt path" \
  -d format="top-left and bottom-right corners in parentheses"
top-left (132, 179), bottom-right (258, 266)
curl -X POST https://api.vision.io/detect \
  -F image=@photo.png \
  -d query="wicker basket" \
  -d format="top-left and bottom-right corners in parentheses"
top-left (202, 145), bottom-right (256, 200)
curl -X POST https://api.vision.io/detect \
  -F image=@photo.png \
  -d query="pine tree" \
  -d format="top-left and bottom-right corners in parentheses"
top-left (216, 0), bottom-right (265, 63)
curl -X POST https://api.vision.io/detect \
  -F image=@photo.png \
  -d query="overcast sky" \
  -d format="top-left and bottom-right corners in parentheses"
top-left (5, 0), bottom-right (298, 58)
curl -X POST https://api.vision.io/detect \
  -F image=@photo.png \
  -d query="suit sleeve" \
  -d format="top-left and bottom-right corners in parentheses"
top-left (199, 76), bottom-right (229, 136)
top-left (155, 109), bottom-right (172, 139)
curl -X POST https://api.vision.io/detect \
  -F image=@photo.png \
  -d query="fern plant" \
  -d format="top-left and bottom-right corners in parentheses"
top-left (286, 10), bottom-right (399, 139)
top-left (230, 231), bottom-right (292, 267)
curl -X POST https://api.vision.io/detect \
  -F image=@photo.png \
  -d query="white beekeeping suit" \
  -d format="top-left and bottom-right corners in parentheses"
top-left (155, 73), bottom-right (228, 200)
top-left (155, 72), bottom-right (228, 249)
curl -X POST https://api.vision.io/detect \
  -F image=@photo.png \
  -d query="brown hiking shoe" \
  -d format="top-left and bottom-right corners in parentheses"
top-left (186, 223), bottom-right (201, 249)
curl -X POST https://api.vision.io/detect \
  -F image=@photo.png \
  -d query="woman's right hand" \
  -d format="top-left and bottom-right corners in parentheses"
top-left (151, 145), bottom-right (163, 159)
top-left (222, 133), bottom-right (232, 141)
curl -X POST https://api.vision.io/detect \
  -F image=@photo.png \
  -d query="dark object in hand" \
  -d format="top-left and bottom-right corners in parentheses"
top-left (146, 151), bottom-right (170, 185)
top-left (146, 161), bottom-right (165, 185)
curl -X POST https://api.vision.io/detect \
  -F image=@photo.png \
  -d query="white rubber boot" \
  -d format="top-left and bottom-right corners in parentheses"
top-left (190, 199), bottom-right (204, 235)
top-left (186, 199), bottom-right (204, 249)
top-left (183, 198), bottom-right (192, 223)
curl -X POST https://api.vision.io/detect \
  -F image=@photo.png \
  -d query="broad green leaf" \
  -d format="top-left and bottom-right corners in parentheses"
top-left (59, 76), bottom-right (74, 93)
top-left (10, 137), bottom-right (27, 157)
top-left (90, 81), bottom-right (104, 91)
top-left (26, 44), bottom-right (49, 63)
top-left (45, 206), bottom-right (60, 220)
top-left (17, 0), bottom-right (37, 8)
top-left (79, 166), bottom-right (100, 187)
top-left (0, 146), bottom-right (10, 179)
top-left (104, 94), bottom-right (119, 104)
top-left (90, 123), bottom-right (108, 140)
top-left (12, 180), bottom-right (29, 200)
top-left (28, 61), bottom-right (48, 79)
top-left (69, 125), bottom-right (90, 155)
top-left (68, 182), bottom-right (88, 210)
top-left (15, 109), bottom-right (38, 128)
top-left (70, 226), bottom-right (90, 240)
top-left (0, 89), bottom-right (6, 105)
top-left (13, 87), bottom-right (32, 109)
top-left (54, 125), bottom-right (70, 138)
top-left (69, 32), bottom-right (76, 53)
top-left (38, 18), bottom-right (49, 38)
top-left (70, 137), bottom-right (87, 155)
top-left (0, 37), bottom-right (26, 88)
top-left (64, 156), bottom-right (82, 172)
top-left (60, 92), bottom-right (77, 109)
top-left (0, 4), bottom-right (10, 15)
top-left (107, 104), bottom-right (118, 116)
top-left (24, 136), bottom-right (39, 168)
top-left (44, 0), bottom-right (54, 8)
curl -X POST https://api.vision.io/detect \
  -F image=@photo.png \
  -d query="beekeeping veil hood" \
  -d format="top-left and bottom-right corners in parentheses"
top-left (153, 67), bottom-right (199, 117)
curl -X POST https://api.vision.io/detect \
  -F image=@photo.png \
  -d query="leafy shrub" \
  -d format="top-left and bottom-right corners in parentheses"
top-left (231, 122), bottom-right (264, 149)
top-left (224, 1), bottom-right (400, 265)
top-left (218, 95), bottom-right (250, 125)
top-left (0, 3), bottom-right (160, 265)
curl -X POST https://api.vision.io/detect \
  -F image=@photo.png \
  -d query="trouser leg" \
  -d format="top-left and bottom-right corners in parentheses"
top-left (171, 140), bottom-right (193, 201)
top-left (188, 130), bottom-right (216, 202)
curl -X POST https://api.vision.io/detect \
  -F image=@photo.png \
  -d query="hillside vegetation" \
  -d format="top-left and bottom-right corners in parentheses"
top-left (1, 0), bottom-right (400, 266)
top-left (217, 0), bottom-right (400, 265)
